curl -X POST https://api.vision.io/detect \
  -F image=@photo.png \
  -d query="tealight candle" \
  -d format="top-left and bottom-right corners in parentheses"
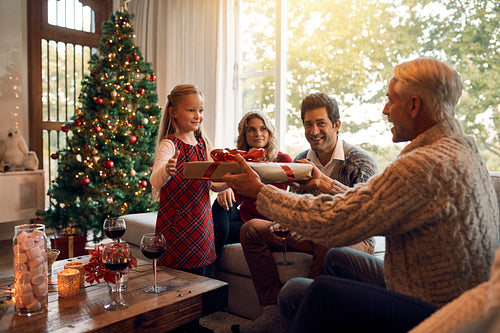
top-left (64, 261), bottom-right (85, 287)
top-left (58, 269), bottom-right (80, 297)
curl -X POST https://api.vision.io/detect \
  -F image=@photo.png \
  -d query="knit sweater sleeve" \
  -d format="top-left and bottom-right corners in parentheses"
top-left (150, 139), bottom-right (175, 189)
top-left (255, 154), bottom-right (441, 248)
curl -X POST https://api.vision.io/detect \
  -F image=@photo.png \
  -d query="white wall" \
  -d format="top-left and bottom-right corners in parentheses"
top-left (0, 0), bottom-right (29, 240)
top-left (0, 0), bottom-right (29, 143)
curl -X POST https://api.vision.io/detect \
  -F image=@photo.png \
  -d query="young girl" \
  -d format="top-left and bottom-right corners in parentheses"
top-left (150, 84), bottom-right (224, 276)
top-left (212, 111), bottom-right (292, 259)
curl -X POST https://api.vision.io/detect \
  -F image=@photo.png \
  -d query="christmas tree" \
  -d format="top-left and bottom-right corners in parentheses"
top-left (38, 10), bottom-right (160, 241)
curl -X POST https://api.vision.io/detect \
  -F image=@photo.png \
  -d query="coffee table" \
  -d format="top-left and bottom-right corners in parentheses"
top-left (0, 255), bottom-right (228, 332)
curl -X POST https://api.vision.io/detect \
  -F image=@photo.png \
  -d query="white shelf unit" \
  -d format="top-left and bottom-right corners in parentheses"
top-left (0, 170), bottom-right (45, 224)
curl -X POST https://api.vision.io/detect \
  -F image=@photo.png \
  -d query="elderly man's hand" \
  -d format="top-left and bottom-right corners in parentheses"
top-left (223, 154), bottom-right (264, 198)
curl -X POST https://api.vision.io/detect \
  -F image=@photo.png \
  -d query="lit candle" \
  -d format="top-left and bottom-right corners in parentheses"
top-left (64, 262), bottom-right (85, 287)
top-left (57, 269), bottom-right (79, 298)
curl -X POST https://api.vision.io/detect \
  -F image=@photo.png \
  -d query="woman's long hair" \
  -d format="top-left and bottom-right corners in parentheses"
top-left (236, 111), bottom-right (279, 162)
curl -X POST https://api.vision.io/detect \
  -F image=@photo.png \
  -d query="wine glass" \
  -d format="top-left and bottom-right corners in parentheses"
top-left (141, 233), bottom-right (168, 293)
top-left (271, 223), bottom-right (293, 266)
top-left (102, 242), bottom-right (132, 310)
top-left (103, 217), bottom-right (126, 242)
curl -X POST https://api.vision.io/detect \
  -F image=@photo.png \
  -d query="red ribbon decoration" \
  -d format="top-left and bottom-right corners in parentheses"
top-left (203, 148), bottom-right (297, 182)
top-left (210, 148), bottom-right (266, 162)
top-left (202, 148), bottom-right (266, 180)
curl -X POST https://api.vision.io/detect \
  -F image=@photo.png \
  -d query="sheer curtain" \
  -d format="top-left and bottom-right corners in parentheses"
top-left (128, 0), bottom-right (239, 148)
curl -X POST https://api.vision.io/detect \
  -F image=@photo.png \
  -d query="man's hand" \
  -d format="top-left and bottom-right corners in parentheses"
top-left (290, 159), bottom-right (334, 193)
top-left (217, 188), bottom-right (236, 210)
top-left (223, 154), bottom-right (264, 198)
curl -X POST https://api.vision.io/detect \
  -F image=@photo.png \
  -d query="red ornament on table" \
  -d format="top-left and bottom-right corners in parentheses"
top-left (129, 135), bottom-right (137, 144)
top-left (104, 160), bottom-right (115, 170)
top-left (81, 177), bottom-right (90, 186)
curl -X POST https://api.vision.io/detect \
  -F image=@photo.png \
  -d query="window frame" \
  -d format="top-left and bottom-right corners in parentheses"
top-left (27, 0), bottom-right (112, 167)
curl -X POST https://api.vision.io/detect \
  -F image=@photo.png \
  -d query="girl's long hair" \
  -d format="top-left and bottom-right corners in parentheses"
top-left (236, 111), bottom-right (279, 162)
top-left (152, 84), bottom-right (212, 202)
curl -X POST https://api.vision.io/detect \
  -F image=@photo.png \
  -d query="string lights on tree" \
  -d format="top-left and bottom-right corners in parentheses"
top-left (38, 9), bottom-right (161, 241)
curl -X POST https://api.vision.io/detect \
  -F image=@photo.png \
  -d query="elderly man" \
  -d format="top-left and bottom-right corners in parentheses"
top-left (224, 58), bottom-right (499, 332)
top-left (231, 93), bottom-right (379, 333)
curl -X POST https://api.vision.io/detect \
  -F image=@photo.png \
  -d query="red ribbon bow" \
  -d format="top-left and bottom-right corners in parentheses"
top-left (210, 148), bottom-right (266, 162)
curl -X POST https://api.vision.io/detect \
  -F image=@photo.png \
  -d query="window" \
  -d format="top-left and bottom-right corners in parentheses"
top-left (28, 0), bottom-right (112, 200)
top-left (239, 0), bottom-right (500, 170)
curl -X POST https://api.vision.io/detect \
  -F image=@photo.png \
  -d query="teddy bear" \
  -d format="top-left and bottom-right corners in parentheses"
top-left (0, 127), bottom-right (39, 172)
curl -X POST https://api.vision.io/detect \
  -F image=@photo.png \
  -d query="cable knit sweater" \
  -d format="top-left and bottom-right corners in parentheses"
top-left (256, 118), bottom-right (499, 307)
top-left (410, 245), bottom-right (500, 333)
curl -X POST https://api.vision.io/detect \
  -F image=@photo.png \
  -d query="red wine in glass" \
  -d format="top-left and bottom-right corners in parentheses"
top-left (141, 246), bottom-right (166, 260)
top-left (104, 258), bottom-right (131, 271)
top-left (273, 229), bottom-right (290, 240)
top-left (103, 218), bottom-right (126, 242)
top-left (104, 227), bottom-right (125, 240)
top-left (102, 242), bottom-right (132, 311)
top-left (141, 233), bottom-right (168, 293)
top-left (272, 223), bottom-right (293, 266)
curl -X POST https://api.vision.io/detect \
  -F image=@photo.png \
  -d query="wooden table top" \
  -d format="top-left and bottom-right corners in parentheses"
top-left (0, 255), bottom-right (228, 332)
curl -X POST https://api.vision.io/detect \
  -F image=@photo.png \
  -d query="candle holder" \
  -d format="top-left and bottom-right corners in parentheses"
top-left (58, 269), bottom-right (80, 298)
top-left (64, 261), bottom-right (85, 287)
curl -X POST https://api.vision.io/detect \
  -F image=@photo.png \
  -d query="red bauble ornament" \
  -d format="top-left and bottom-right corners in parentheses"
top-left (104, 160), bottom-right (115, 170)
top-left (137, 88), bottom-right (145, 95)
top-left (139, 180), bottom-right (148, 188)
top-left (74, 118), bottom-right (82, 126)
top-left (149, 74), bottom-right (156, 81)
top-left (61, 125), bottom-right (69, 132)
top-left (95, 97), bottom-right (103, 104)
top-left (93, 126), bottom-right (101, 133)
top-left (90, 72), bottom-right (97, 77)
top-left (81, 177), bottom-right (90, 186)
top-left (133, 54), bottom-right (140, 61)
top-left (125, 84), bottom-right (133, 91)
top-left (50, 153), bottom-right (59, 159)
top-left (129, 135), bottom-right (137, 144)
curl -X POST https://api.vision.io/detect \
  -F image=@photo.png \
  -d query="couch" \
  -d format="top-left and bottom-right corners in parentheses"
top-left (120, 171), bottom-right (500, 320)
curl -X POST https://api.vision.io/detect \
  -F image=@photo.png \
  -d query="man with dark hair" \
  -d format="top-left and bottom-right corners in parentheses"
top-left (231, 92), bottom-right (379, 333)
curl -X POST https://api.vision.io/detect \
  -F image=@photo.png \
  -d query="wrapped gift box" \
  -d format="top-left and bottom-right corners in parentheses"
top-left (184, 161), bottom-right (313, 183)
top-left (50, 235), bottom-right (87, 260)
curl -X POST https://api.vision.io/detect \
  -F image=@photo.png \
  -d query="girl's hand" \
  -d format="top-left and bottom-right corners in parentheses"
top-left (223, 154), bottom-right (263, 198)
top-left (217, 188), bottom-right (236, 210)
top-left (166, 150), bottom-right (180, 177)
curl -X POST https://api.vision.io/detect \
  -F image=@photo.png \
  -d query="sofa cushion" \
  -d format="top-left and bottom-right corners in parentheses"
top-left (120, 212), bottom-right (157, 246)
top-left (217, 243), bottom-right (313, 284)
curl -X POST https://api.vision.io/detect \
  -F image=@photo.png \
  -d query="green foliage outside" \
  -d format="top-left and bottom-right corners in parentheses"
top-left (37, 11), bottom-right (160, 241)
top-left (241, 0), bottom-right (500, 170)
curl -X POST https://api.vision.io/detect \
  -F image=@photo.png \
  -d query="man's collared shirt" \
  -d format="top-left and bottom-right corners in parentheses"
top-left (306, 138), bottom-right (344, 176)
